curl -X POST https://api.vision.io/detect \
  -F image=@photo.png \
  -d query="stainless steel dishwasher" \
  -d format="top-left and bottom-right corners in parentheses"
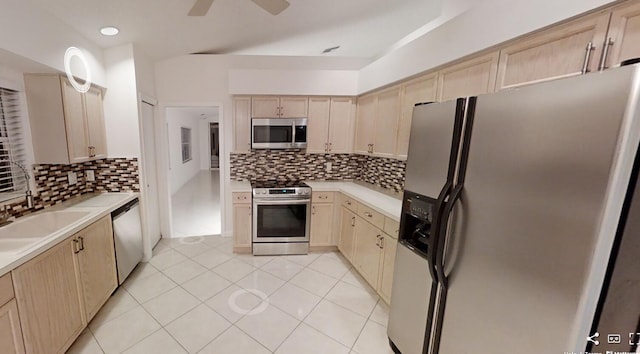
top-left (111, 198), bottom-right (143, 284)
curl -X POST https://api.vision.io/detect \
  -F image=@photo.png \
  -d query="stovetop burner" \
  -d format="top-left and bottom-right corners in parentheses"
top-left (251, 180), bottom-right (309, 189)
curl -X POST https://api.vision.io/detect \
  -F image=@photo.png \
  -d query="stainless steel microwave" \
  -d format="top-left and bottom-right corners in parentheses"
top-left (251, 118), bottom-right (307, 149)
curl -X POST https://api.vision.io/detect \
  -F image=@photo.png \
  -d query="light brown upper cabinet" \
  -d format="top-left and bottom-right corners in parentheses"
top-left (605, 1), bottom-right (640, 69)
top-left (251, 96), bottom-right (308, 118)
top-left (397, 74), bottom-right (438, 159)
top-left (233, 96), bottom-right (251, 153)
top-left (355, 86), bottom-right (401, 158)
top-left (25, 74), bottom-right (107, 164)
top-left (437, 52), bottom-right (500, 102)
top-left (306, 97), bottom-right (331, 153)
top-left (495, 14), bottom-right (610, 90)
top-left (327, 97), bottom-right (355, 153)
top-left (354, 94), bottom-right (377, 155)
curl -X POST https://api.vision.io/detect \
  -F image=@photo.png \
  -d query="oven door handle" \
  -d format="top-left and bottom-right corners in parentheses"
top-left (253, 198), bottom-right (311, 205)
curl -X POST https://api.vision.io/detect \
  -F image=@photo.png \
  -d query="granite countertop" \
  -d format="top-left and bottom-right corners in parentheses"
top-left (0, 192), bottom-right (139, 276)
top-left (304, 180), bottom-right (402, 221)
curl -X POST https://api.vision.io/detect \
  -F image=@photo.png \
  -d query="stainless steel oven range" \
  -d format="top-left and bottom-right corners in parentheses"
top-left (252, 181), bottom-right (311, 255)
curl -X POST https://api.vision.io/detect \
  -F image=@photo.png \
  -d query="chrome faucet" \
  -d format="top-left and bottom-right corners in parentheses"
top-left (3, 160), bottom-right (34, 209)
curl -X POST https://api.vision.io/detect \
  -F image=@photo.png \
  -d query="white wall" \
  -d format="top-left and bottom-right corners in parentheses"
top-left (167, 108), bottom-right (202, 194)
top-left (133, 45), bottom-right (157, 99)
top-left (229, 69), bottom-right (359, 95)
top-left (103, 44), bottom-right (141, 158)
top-left (358, 0), bottom-right (618, 92)
top-left (0, 1), bottom-right (106, 86)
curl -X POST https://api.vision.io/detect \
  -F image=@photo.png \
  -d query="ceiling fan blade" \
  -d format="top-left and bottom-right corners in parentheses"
top-left (251, 0), bottom-right (290, 15)
top-left (188, 0), bottom-right (215, 16)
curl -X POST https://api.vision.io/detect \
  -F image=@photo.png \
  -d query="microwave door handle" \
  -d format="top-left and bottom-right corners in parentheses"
top-left (291, 122), bottom-right (296, 144)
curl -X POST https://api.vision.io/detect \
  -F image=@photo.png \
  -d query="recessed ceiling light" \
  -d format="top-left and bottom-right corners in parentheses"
top-left (100, 26), bottom-right (119, 36)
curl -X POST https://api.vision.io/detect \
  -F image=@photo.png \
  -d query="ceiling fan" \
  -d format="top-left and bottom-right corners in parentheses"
top-left (188, 0), bottom-right (290, 16)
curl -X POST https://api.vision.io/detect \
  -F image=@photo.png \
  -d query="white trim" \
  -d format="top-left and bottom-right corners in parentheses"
top-left (569, 66), bottom-right (640, 351)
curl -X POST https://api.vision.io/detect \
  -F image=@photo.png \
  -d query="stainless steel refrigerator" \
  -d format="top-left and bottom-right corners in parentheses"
top-left (388, 63), bottom-right (640, 353)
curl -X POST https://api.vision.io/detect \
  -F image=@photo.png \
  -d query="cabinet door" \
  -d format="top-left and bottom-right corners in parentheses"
top-left (310, 203), bottom-right (334, 246)
top-left (279, 96), bottom-right (309, 118)
top-left (60, 78), bottom-right (90, 163)
top-left (354, 94), bottom-right (376, 154)
top-left (496, 14), bottom-right (610, 90)
top-left (328, 97), bottom-right (355, 153)
top-left (234, 96), bottom-right (252, 153)
top-left (251, 96), bottom-right (280, 118)
top-left (606, 2), bottom-right (640, 68)
top-left (234, 204), bottom-right (252, 247)
top-left (12, 238), bottom-right (84, 354)
top-left (0, 300), bottom-right (25, 354)
top-left (437, 52), bottom-right (499, 102)
top-left (76, 216), bottom-right (117, 322)
top-left (306, 97), bottom-right (331, 153)
top-left (353, 218), bottom-right (383, 289)
top-left (397, 74), bottom-right (437, 159)
top-left (373, 86), bottom-right (401, 158)
top-left (338, 208), bottom-right (356, 262)
top-left (378, 235), bottom-right (398, 304)
top-left (84, 87), bottom-right (107, 159)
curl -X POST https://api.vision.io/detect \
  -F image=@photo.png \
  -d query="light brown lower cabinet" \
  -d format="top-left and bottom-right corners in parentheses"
top-left (0, 271), bottom-right (25, 354)
top-left (353, 218), bottom-right (383, 289)
top-left (338, 208), bottom-right (357, 262)
top-left (12, 216), bottom-right (117, 354)
top-left (76, 217), bottom-right (117, 322)
top-left (12, 237), bottom-right (85, 354)
top-left (378, 235), bottom-right (398, 303)
top-left (233, 203), bottom-right (252, 249)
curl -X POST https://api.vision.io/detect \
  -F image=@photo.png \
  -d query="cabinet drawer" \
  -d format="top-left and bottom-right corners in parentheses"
top-left (0, 273), bottom-right (13, 307)
top-left (312, 191), bottom-right (334, 203)
top-left (357, 204), bottom-right (385, 230)
top-left (233, 192), bottom-right (252, 204)
top-left (342, 195), bottom-right (357, 212)
top-left (384, 218), bottom-right (400, 239)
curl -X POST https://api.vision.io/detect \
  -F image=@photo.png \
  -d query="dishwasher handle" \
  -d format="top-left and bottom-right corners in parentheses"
top-left (112, 198), bottom-right (139, 219)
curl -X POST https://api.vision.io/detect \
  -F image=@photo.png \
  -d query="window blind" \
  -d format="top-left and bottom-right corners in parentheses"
top-left (0, 87), bottom-right (27, 195)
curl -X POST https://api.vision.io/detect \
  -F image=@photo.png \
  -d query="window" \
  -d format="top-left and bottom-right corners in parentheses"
top-left (0, 87), bottom-right (27, 201)
top-left (181, 127), bottom-right (192, 163)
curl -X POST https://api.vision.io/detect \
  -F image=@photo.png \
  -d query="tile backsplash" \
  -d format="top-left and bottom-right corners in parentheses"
top-left (4, 158), bottom-right (139, 218)
top-left (231, 150), bottom-right (406, 192)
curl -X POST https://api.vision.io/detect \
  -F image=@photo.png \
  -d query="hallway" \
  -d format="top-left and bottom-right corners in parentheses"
top-left (171, 170), bottom-right (221, 237)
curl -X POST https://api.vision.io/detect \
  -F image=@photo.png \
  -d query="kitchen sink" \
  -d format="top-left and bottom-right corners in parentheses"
top-left (0, 210), bottom-right (91, 255)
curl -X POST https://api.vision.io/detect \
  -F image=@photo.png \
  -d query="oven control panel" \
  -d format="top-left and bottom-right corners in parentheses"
top-left (253, 187), bottom-right (311, 198)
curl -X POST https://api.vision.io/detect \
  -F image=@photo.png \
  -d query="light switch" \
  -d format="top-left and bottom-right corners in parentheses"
top-left (68, 171), bottom-right (77, 185)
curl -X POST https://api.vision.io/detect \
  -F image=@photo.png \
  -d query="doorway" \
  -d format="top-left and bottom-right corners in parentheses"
top-left (210, 123), bottom-right (219, 169)
top-left (165, 106), bottom-right (222, 237)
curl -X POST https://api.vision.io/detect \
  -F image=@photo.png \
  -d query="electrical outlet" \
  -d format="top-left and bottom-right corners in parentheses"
top-left (86, 170), bottom-right (95, 182)
top-left (68, 171), bottom-right (77, 185)
top-left (326, 162), bottom-right (332, 172)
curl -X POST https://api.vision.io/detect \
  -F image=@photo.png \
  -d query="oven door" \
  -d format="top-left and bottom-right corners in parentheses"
top-left (253, 198), bottom-right (311, 243)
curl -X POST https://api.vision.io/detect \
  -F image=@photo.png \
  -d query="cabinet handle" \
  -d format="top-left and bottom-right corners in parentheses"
top-left (379, 235), bottom-right (384, 249)
top-left (581, 42), bottom-right (595, 74)
top-left (345, 201), bottom-right (352, 206)
top-left (329, 142), bottom-right (332, 152)
top-left (598, 37), bottom-right (614, 71)
top-left (364, 211), bottom-right (373, 218)
top-left (73, 238), bottom-right (80, 254)
top-left (79, 236), bottom-right (85, 251)
top-left (312, 206), bottom-right (316, 215)
top-left (351, 216), bottom-right (355, 227)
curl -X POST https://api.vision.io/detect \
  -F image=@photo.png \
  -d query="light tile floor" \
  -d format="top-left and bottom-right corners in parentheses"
top-left (171, 171), bottom-right (221, 237)
top-left (66, 236), bottom-right (394, 354)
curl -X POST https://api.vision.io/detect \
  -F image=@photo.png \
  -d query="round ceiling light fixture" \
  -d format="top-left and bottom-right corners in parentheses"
top-left (100, 26), bottom-right (119, 36)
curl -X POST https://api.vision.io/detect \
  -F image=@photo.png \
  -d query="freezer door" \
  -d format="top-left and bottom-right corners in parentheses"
top-left (405, 100), bottom-right (459, 198)
top-left (438, 67), bottom-right (637, 353)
